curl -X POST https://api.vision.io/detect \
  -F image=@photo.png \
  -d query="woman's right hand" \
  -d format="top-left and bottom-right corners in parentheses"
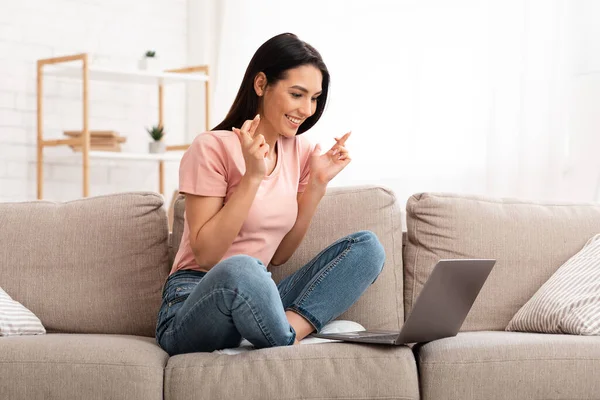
top-left (232, 114), bottom-right (268, 180)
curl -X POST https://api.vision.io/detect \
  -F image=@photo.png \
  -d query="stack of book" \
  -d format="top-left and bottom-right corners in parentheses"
top-left (64, 130), bottom-right (127, 152)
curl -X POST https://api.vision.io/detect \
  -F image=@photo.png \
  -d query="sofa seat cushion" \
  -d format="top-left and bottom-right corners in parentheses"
top-left (416, 331), bottom-right (600, 400)
top-left (0, 334), bottom-right (168, 400)
top-left (165, 343), bottom-right (419, 400)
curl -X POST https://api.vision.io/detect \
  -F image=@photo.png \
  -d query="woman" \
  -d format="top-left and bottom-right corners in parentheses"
top-left (156, 33), bottom-right (385, 355)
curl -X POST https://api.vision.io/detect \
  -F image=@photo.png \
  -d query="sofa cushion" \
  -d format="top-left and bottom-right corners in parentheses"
top-left (0, 286), bottom-right (46, 336)
top-left (165, 343), bottom-right (419, 400)
top-left (0, 192), bottom-right (170, 336)
top-left (506, 233), bottom-right (600, 335)
top-left (416, 331), bottom-right (600, 400)
top-left (171, 185), bottom-right (405, 331)
top-left (404, 192), bottom-right (600, 331)
top-left (0, 334), bottom-right (167, 400)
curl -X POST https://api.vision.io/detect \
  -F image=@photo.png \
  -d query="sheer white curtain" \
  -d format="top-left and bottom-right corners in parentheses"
top-left (485, 0), bottom-right (572, 201)
top-left (207, 0), bottom-right (575, 204)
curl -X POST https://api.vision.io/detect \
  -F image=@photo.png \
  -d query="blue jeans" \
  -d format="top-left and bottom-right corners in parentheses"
top-left (155, 230), bottom-right (385, 355)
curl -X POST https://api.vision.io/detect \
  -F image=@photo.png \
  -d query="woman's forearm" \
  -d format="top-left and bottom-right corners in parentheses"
top-left (270, 182), bottom-right (326, 266)
top-left (192, 175), bottom-right (262, 268)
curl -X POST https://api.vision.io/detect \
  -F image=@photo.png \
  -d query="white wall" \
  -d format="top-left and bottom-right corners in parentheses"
top-left (186, 0), bottom-right (222, 135)
top-left (0, 0), bottom-right (189, 204)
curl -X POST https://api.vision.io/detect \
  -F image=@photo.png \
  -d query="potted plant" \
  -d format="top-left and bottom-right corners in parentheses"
top-left (138, 50), bottom-right (160, 71)
top-left (147, 125), bottom-right (166, 153)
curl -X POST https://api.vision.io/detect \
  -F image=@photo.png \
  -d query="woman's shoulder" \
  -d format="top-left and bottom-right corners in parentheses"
top-left (189, 130), bottom-right (238, 151)
top-left (182, 130), bottom-right (240, 165)
top-left (190, 130), bottom-right (236, 144)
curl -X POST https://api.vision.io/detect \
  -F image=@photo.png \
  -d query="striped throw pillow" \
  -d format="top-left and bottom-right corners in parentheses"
top-left (506, 233), bottom-right (600, 335)
top-left (0, 286), bottom-right (46, 336)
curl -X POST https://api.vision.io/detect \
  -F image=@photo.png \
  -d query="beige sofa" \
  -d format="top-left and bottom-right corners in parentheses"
top-left (1, 185), bottom-right (599, 400)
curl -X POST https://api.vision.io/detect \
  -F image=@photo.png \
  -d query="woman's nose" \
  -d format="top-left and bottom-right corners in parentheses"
top-left (299, 99), bottom-right (312, 117)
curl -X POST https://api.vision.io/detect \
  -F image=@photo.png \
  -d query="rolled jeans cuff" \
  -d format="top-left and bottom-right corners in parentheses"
top-left (286, 305), bottom-right (323, 332)
top-left (286, 325), bottom-right (297, 345)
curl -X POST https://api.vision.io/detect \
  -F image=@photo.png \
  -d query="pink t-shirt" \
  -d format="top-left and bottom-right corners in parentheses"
top-left (170, 130), bottom-right (314, 274)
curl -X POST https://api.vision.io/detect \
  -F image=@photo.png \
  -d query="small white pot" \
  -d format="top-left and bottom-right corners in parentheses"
top-left (149, 141), bottom-right (166, 154)
top-left (138, 57), bottom-right (161, 71)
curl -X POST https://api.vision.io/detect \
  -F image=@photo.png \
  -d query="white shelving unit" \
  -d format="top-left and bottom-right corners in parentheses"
top-left (36, 53), bottom-right (210, 199)
top-left (44, 64), bottom-right (209, 85)
top-left (86, 150), bottom-right (185, 162)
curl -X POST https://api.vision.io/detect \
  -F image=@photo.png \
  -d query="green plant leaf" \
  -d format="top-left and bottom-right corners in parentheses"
top-left (146, 124), bottom-right (164, 141)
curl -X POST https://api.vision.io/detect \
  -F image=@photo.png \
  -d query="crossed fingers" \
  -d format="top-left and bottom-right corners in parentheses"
top-left (232, 114), bottom-right (261, 144)
top-left (330, 131), bottom-right (351, 159)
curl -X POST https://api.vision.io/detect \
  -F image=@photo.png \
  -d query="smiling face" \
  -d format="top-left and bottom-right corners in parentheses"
top-left (256, 64), bottom-right (323, 138)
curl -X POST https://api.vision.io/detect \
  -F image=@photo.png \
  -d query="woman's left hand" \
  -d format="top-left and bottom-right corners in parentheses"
top-left (309, 132), bottom-right (352, 186)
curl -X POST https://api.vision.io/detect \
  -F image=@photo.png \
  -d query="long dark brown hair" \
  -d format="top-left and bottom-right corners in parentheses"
top-left (212, 33), bottom-right (330, 135)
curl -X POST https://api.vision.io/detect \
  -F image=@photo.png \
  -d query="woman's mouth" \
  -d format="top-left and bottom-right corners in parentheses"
top-left (285, 115), bottom-right (302, 127)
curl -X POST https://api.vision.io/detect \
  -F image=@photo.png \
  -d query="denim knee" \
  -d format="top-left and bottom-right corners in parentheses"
top-left (208, 255), bottom-right (294, 348)
top-left (210, 255), bottom-right (271, 290)
top-left (350, 230), bottom-right (385, 281)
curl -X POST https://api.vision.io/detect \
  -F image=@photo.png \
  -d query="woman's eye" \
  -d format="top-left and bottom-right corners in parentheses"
top-left (311, 98), bottom-right (318, 102)
top-left (291, 93), bottom-right (302, 98)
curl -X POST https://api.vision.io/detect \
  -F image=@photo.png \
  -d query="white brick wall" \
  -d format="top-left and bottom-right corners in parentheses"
top-left (0, 0), bottom-right (192, 205)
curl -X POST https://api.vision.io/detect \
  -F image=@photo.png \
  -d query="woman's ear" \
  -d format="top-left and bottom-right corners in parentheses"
top-left (254, 72), bottom-right (267, 97)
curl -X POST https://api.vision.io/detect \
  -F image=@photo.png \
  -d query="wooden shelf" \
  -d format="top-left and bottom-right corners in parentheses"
top-left (87, 150), bottom-right (184, 162)
top-left (36, 53), bottom-right (210, 199)
top-left (45, 64), bottom-right (209, 85)
top-left (42, 150), bottom-right (185, 164)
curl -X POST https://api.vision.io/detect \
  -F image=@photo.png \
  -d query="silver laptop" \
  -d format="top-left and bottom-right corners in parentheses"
top-left (312, 259), bottom-right (496, 345)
